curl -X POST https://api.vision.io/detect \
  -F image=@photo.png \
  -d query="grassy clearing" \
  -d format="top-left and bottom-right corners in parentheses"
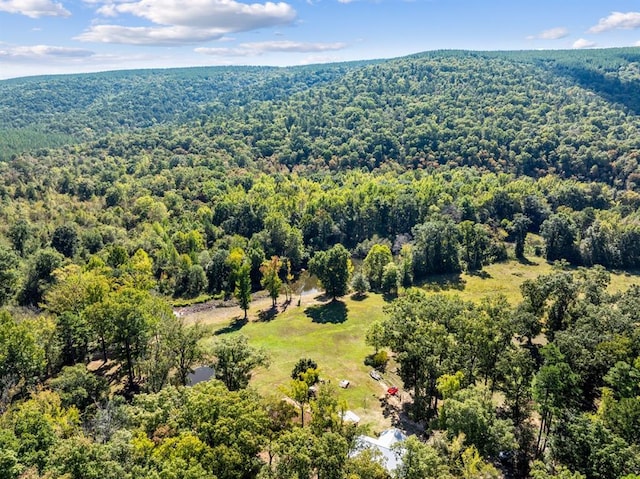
top-left (421, 258), bottom-right (554, 304)
top-left (200, 293), bottom-right (395, 431)
top-left (608, 269), bottom-right (640, 293)
top-left (192, 259), bottom-right (640, 431)
top-left (200, 294), bottom-right (389, 429)
top-left (425, 258), bottom-right (639, 303)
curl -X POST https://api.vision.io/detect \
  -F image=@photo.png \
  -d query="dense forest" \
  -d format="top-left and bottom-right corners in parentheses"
top-left (0, 48), bottom-right (640, 478)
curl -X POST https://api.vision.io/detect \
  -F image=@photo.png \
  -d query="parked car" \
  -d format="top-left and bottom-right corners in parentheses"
top-left (369, 370), bottom-right (382, 380)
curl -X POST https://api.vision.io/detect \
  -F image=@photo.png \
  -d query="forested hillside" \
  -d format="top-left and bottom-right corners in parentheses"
top-left (4, 49), bottom-right (640, 183)
top-left (1, 49), bottom-right (640, 479)
top-left (0, 63), bottom-right (358, 160)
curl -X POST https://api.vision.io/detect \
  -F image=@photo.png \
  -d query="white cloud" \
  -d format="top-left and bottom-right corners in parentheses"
top-left (78, 0), bottom-right (296, 45)
top-left (117, 0), bottom-right (294, 29)
top-left (573, 38), bottom-right (596, 49)
top-left (96, 4), bottom-right (118, 16)
top-left (0, 0), bottom-right (70, 18)
top-left (589, 12), bottom-right (640, 34)
top-left (0, 45), bottom-right (94, 61)
top-left (539, 27), bottom-right (569, 40)
top-left (244, 40), bottom-right (347, 52)
top-left (76, 25), bottom-right (229, 45)
top-left (526, 27), bottom-right (569, 41)
top-left (82, 0), bottom-right (129, 3)
top-left (0, 49), bottom-right (166, 79)
top-left (193, 47), bottom-right (242, 56)
top-left (195, 40), bottom-right (347, 56)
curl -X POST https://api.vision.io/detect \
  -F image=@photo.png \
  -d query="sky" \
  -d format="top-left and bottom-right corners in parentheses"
top-left (2, 0), bottom-right (640, 79)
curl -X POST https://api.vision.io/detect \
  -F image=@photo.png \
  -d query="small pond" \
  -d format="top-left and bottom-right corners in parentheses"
top-left (290, 260), bottom-right (363, 297)
top-left (187, 366), bottom-right (215, 386)
top-left (291, 269), bottom-right (320, 295)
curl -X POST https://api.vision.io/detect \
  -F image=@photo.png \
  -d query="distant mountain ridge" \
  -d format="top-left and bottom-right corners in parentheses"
top-left (2, 48), bottom-right (640, 185)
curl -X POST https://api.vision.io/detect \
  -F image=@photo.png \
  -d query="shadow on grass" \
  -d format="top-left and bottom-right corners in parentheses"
top-left (214, 316), bottom-right (248, 335)
top-left (257, 306), bottom-right (278, 322)
top-left (382, 292), bottom-right (398, 303)
top-left (89, 359), bottom-right (125, 389)
top-left (305, 300), bottom-right (348, 324)
top-left (467, 269), bottom-right (492, 279)
top-left (417, 273), bottom-right (465, 292)
top-left (350, 292), bottom-right (368, 301)
top-left (280, 298), bottom-right (292, 312)
top-left (517, 256), bottom-right (538, 266)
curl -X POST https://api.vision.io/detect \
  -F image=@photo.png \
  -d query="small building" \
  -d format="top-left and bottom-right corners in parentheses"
top-left (341, 410), bottom-right (361, 424)
top-left (350, 428), bottom-right (408, 472)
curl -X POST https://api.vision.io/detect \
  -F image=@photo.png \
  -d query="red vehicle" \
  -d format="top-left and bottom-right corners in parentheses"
top-left (387, 386), bottom-right (399, 396)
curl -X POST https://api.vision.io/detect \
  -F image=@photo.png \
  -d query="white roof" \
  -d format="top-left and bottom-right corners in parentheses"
top-left (350, 428), bottom-right (407, 472)
top-left (377, 428), bottom-right (407, 448)
top-left (341, 410), bottom-right (361, 423)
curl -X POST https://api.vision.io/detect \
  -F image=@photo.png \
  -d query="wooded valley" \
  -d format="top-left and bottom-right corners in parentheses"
top-left (0, 49), bottom-right (639, 479)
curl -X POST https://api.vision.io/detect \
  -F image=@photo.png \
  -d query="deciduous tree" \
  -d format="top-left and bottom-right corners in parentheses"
top-left (261, 256), bottom-right (283, 307)
top-left (235, 262), bottom-right (252, 320)
top-left (363, 244), bottom-right (392, 290)
top-left (309, 244), bottom-right (353, 300)
top-left (211, 334), bottom-right (269, 391)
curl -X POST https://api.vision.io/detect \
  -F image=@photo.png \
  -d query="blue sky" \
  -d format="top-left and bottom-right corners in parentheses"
top-left (1, 0), bottom-right (640, 78)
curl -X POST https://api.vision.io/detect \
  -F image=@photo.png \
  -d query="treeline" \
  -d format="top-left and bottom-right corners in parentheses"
top-left (3, 130), bottom-right (640, 304)
top-left (194, 49), bottom-right (640, 184)
top-left (3, 150), bottom-right (640, 304)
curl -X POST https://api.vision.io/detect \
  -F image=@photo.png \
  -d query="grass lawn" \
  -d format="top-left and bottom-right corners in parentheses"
top-left (608, 269), bottom-right (640, 293)
top-left (200, 293), bottom-right (395, 431)
top-left (421, 257), bottom-right (554, 303)
top-left (193, 258), bottom-right (640, 431)
top-left (424, 257), bottom-right (640, 303)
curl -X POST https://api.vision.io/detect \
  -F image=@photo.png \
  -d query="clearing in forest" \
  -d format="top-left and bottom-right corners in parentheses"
top-left (182, 259), bottom-right (640, 431)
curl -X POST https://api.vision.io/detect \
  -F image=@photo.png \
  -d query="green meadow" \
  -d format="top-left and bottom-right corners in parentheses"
top-left (194, 259), bottom-right (640, 431)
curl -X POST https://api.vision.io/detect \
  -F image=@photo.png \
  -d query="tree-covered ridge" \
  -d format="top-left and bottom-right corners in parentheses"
top-left (201, 49), bottom-right (640, 183)
top-left (0, 63), bottom-right (360, 160)
top-left (2, 48), bottom-right (640, 185)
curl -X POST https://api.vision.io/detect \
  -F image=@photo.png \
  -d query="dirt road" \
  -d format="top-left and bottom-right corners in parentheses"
top-left (175, 289), bottom-right (323, 326)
